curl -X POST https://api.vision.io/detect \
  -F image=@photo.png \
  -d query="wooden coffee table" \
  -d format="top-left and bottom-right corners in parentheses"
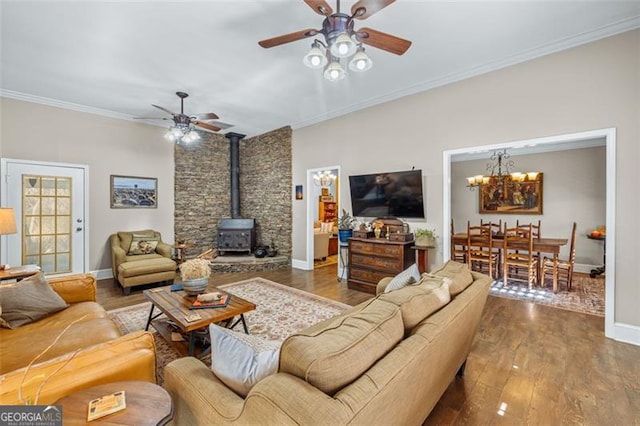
top-left (143, 285), bottom-right (256, 356)
top-left (55, 381), bottom-right (172, 425)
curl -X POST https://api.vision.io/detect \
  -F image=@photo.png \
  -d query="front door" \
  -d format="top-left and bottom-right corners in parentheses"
top-left (1, 159), bottom-right (87, 275)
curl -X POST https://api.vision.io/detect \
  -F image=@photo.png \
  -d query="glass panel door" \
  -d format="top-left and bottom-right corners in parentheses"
top-left (22, 175), bottom-right (72, 273)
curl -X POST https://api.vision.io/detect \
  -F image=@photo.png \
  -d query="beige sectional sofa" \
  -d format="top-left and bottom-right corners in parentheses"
top-left (164, 261), bottom-right (491, 425)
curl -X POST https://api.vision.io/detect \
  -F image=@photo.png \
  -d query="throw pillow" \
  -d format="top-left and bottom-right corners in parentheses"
top-left (127, 234), bottom-right (160, 255)
top-left (209, 324), bottom-right (281, 397)
top-left (0, 272), bottom-right (68, 328)
top-left (320, 222), bottom-right (333, 233)
top-left (384, 263), bottom-right (422, 293)
top-left (0, 304), bottom-right (12, 329)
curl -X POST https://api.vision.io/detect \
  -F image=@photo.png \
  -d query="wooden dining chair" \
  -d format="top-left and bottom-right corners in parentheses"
top-left (516, 219), bottom-right (541, 238)
top-left (450, 219), bottom-right (467, 263)
top-left (540, 222), bottom-right (577, 291)
top-left (502, 223), bottom-right (538, 289)
top-left (467, 221), bottom-right (499, 279)
top-left (480, 219), bottom-right (502, 235)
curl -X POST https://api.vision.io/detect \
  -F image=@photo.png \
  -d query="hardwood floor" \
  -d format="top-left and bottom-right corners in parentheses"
top-left (97, 265), bottom-right (640, 425)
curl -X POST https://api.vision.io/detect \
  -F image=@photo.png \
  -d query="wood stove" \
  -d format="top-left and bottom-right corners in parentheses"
top-left (217, 218), bottom-right (256, 255)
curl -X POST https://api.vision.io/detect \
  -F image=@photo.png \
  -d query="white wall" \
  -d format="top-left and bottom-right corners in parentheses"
top-left (0, 98), bottom-right (175, 273)
top-left (292, 30), bottom-right (639, 329)
top-left (451, 146), bottom-right (606, 269)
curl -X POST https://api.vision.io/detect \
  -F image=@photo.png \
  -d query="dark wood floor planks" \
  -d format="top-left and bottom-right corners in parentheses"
top-left (96, 266), bottom-right (640, 425)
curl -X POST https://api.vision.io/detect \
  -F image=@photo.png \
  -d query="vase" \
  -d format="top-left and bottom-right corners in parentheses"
top-left (374, 228), bottom-right (381, 239)
top-left (182, 277), bottom-right (208, 295)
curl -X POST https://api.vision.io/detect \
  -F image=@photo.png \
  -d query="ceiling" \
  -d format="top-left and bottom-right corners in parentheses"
top-left (1, 1), bottom-right (639, 137)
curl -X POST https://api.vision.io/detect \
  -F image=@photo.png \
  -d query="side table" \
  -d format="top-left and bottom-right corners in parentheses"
top-left (412, 245), bottom-right (435, 274)
top-left (338, 242), bottom-right (349, 282)
top-left (0, 265), bottom-right (41, 283)
top-left (171, 243), bottom-right (193, 265)
top-left (55, 381), bottom-right (173, 425)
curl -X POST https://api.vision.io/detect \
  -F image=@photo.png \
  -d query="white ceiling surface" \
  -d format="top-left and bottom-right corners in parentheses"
top-left (1, 1), bottom-right (639, 137)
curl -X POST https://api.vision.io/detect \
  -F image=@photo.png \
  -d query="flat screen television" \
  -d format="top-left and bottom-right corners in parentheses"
top-left (349, 169), bottom-right (425, 218)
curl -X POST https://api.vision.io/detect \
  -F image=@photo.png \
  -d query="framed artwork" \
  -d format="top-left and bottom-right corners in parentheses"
top-left (110, 175), bottom-right (158, 208)
top-left (479, 173), bottom-right (543, 214)
top-left (295, 185), bottom-right (303, 200)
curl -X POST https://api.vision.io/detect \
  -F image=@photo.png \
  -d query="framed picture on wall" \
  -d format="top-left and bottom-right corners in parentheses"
top-left (110, 175), bottom-right (158, 208)
top-left (295, 185), bottom-right (303, 200)
top-left (479, 173), bottom-right (543, 214)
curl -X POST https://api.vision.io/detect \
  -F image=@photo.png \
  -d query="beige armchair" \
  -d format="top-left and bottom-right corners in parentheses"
top-left (314, 231), bottom-right (331, 260)
top-left (110, 230), bottom-right (177, 295)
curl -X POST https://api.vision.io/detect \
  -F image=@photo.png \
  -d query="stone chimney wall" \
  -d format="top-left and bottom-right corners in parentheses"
top-left (174, 126), bottom-right (292, 259)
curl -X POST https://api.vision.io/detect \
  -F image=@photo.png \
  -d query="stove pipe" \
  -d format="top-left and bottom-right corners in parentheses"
top-left (225, 132), bottom-right (246, 219)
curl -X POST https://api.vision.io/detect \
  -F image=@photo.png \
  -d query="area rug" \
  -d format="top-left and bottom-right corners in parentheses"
top-left (107, 278), bottom-right (351, 384)
top-left (489, 274), bottom-right (604, 317)
top-left (314, 254), bottom-right (338, 269)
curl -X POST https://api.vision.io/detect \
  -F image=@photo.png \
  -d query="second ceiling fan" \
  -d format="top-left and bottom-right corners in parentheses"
top-left (258, 0), bottom-right (411, 81)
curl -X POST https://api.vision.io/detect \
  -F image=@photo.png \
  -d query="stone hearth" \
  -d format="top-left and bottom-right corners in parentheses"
top-left (209, 254), bottom-right (289, 273)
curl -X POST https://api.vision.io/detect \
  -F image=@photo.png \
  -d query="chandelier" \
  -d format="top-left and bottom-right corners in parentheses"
top-left (313, 170), bottom-right (337, 187)
top-left (466, 149), bottom-right (540, 189)
top-left (164, 124), bottom-right (201, 144)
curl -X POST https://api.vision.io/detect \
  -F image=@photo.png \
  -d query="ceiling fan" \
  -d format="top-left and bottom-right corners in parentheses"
top-left (258, 0), bottom-right (411, 81)
top-left (135, 92), bottom-right (223, 142)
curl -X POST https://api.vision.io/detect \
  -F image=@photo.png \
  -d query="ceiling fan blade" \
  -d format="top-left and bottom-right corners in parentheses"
top-left (192, 112), bottom-right (219, 120)
top-left (192, 120), bottom-right (221, 133)
top-left (356, 27), bottom-right (411, 55)
top-left (259, 29), bottom-right (319, 48)
top-left (151, 104), bottom-right (177, 116)
top-left (303, 0), bottom-right (333, 16)
top-left (351, 0), bottom-right (395, 20)
top-left (133, 116), bottom-right (170, 120)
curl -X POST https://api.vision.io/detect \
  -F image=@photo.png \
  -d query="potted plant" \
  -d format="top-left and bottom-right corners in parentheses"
top-left (337, 209), bottom-right (356, 243)
top-left (179, 258), bottom-right (211, 295)
top-left (414, 228), bottom-right (437, 247)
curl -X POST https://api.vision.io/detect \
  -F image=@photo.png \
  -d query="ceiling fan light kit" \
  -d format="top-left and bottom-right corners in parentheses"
top-left (135, 91), bottom-right (222, 144)
top-left (259, 0), bottom-right (411, 82)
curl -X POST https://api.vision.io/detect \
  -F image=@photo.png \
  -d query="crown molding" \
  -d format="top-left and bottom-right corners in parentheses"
top-left (292, 16), bottom-right (640, 131)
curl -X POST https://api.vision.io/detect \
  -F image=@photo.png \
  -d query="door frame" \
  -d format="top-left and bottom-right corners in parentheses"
top-left (306, 165), bottom-right (341, 273)
top-left (0, 158), bottom-right (90, 275)
top-left (442, 128), bottom-right (616, 340)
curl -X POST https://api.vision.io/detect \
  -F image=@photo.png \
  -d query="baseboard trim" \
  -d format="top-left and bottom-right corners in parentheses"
top-left (291, 259), bottom-right (312, 270)
top-left (613, 322), bottom-right (640, 346)
top-left (92, 268), bottom-right (113, 280)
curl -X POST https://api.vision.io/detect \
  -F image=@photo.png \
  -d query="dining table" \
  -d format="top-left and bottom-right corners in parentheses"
top-left (451, 233), bottom-right (568, 293)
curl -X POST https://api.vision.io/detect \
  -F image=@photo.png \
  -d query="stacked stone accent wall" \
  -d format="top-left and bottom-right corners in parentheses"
top-left (174, 126), bottom-right (292, 266)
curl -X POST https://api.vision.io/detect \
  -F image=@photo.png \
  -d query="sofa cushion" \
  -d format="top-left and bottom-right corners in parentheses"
top-left (384, 263), bottom-right (421, 293)
top-left (127, 234), bottom-right (160, 255)
top-left (117, 257), bottom-right (177, 278)
top-left (429, 260), bottom-right (475, 296)
top-left (209, 324), bottom-right (281, 397)
top-left (279, 298), bottom-right (403, 395)
top-left (0, 272), bottom-right (68, 328)
top-left (378, 275), bottom-right (451, 332)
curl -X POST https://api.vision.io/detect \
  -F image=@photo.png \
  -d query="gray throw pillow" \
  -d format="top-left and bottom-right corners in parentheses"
top-left (385, 263), bottom-right (422, 293)
top-left (0, 272), bottom-right (68, 328)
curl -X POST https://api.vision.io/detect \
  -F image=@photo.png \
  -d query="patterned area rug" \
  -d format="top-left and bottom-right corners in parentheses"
top-left (107, 278), bottom-right (350, 384)
top-left (490, 274), bottom-right (604, 316)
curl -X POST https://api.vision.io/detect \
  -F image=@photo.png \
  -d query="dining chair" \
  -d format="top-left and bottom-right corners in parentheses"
top-left (450, 219), bottom-right (467, 263)
top-left (466, 221), bottom-right (499, 279)
top-left (480, 219), bottom-right (502, 236)
top-left (502, 223), bottom-right (538, 289)
top-left (516, 219), bottom-right (541, 238)
top-left (540, 222), bottom-right (577, 291)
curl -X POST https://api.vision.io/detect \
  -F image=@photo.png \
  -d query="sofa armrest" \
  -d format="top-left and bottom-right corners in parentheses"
top-left (47, 274), bottom-right (97, 303)
top-left (156, 241), bottom-right (172, 258)
top-left (376, 277), bottom-right (393, 295)
top-left (0, 330), bottom-right (156, 405)
top-left (111, 235), bottom-right (127, 278)
top-left (164, 358), bottom-right (351, 425)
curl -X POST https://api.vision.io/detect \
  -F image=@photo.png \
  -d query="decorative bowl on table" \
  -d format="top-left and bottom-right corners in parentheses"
top-left (182, 277), bottom-right (209, 295)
